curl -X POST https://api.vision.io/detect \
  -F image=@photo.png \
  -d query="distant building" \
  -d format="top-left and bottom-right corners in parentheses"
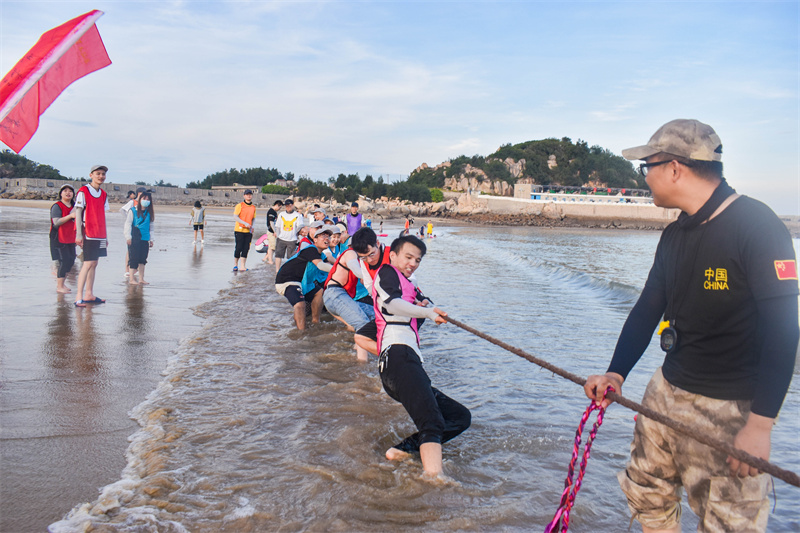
top-left (210, 183), bottom-right (260, 193)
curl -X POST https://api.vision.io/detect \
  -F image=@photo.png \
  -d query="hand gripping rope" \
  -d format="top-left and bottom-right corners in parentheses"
top-left (543, 387), bottom-right (612, 533)
top-left (440, 316), bottom-right (800, 493)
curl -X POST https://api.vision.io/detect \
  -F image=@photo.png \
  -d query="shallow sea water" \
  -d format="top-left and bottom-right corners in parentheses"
top-left (2, 205), bottom-right (798, 531)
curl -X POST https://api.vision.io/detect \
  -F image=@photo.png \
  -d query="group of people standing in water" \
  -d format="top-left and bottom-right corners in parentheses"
top-left (50, 164), bottom-right (156, 305)
top-left (222, 189), bottom-right (470, 477)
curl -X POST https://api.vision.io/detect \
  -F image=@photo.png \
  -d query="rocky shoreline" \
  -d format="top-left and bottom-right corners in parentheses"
top-left (3, 194), bottom-right (797, 235)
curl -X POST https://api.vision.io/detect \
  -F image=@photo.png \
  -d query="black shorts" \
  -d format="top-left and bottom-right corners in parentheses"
top-left (234, 231), bottom-right (253, 258)
top-left (281, 284), bottom-right (305, 306)
top-left (193, 224), bottom-right (204, 230)
top-left (355, 319), bottom-right (377, 341)
top-left (128, 239), bottom-right (149, 269)
top-left (82, 239), bottom-right (107, 261)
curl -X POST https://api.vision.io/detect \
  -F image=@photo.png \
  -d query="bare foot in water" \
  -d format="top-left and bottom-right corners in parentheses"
top-left (56, 286), bottom-right (71, 293)
top-left (129, 279), bottom-right (139, 285)
top-left (140, 280), bottom-right (150, 285)
top-left (385, 447), bottom-right (411, 461)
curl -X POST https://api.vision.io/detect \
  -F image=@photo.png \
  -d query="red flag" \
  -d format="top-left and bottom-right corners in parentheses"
top-left (774, 260), bottom-right (798, 281)
top-left (0, 10), bottom-right (111, 153)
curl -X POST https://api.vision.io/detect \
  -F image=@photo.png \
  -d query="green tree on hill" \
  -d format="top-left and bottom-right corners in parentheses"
top-left (187, 167), bottom-right (290, 189)
top-left (0, 149), bottom-right (69, 180)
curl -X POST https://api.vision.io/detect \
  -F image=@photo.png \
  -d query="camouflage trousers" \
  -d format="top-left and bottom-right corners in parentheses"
top-left (618, 368), bottom-right (770, 532)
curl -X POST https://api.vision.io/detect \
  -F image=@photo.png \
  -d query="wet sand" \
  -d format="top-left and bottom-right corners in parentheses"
top-left (0, 202), bottom-right (247, 532)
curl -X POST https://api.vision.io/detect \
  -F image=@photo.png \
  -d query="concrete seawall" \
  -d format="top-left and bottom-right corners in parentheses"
top-left (468, 194), bottom-right (679, 225)
top-left (0, 177), bottom-right (284, 207)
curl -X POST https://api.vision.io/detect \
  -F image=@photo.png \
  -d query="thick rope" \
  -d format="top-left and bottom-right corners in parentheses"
top-left (442, 315), bottom-right (800, 488)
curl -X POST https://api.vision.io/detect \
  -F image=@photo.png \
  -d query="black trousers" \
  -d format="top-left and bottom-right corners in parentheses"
top-left (379, 344), bottom-right (471, 452)
top-left (54, 243), bottom-right (76, 278)
top-left (234, 232), bottom-right (253, 258)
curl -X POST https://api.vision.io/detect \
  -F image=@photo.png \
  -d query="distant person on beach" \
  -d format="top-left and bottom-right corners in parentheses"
top-left (233, 189), bottom-right (256, 272)
top-left (374, 235), bottom-right (470, 477)
top-left (336, 223), bottom-right (350, 251)
top-left (297, 223), bottom-right (315, 250)
top-left (120, 189), bottom-right (139, 278)
top-left (50, 184), bottom-right (77, 293)
top-left (305, 203), bottom-right (322, 226)
top-left (426, 221), bottom-right (433, 237)
top-left (326, 225), bottom-right (343, 261)
top-left (190, 200), bottom-right (205, 244)
top-left (346, 202), bottom-right (364, 236)
top-left (125, 191), bottom-right (155, 285)
top-left (274, 198), bottom-right (302, 272)
top-left (264, 199), bottom-right (283, 264)
top-left (120, 190), bottom-right (136, 213)
top-left (584, 119), bottom-right (799, 533)
top-left (274, 225), bottom-right (334, 330)
top-left (379, 219), bottom-right (383, 234)
top-left (74, 165), bottom-right (110, 307)
top-left (311, 207), bottom-right (326, 223)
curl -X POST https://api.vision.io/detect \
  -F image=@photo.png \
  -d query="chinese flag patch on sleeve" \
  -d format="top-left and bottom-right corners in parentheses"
top-left (774, 260), bottom-right (798, 280)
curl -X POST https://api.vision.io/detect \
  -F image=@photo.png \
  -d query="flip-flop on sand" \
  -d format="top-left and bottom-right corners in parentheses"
top-left (85, 297), bottom-right (105, 304)
top-left (74, 301), bottom-right (87, 308)
top-left (233, 266), bottom-right (238, 272)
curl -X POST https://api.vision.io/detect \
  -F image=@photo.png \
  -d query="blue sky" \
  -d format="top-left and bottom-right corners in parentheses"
top-left (2, 1), bottom-right (798, 214)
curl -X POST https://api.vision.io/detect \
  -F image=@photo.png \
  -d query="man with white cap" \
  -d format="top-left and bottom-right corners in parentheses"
top-left (584, 119), bottom-right (798, 532)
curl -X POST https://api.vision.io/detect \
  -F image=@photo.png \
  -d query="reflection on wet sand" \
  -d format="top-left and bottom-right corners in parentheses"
top-left (191, 244), bottom-right (203, 272)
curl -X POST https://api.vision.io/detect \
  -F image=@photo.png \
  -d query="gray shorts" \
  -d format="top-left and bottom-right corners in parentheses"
top-left (274, 238), bottom-right (297, 259)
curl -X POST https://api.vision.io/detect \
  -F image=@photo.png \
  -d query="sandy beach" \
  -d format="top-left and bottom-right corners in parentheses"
top-left (0, 201), bottom-right (245, 531)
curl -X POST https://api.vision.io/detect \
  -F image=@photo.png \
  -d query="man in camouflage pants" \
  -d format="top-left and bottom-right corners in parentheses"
top-left (585, 119), bottom-right (799, 532)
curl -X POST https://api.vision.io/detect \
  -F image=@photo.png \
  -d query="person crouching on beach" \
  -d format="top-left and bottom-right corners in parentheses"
top-left (374, 235), bottom-right (471, 478)
top-left (275, 226), bottom-right (334, 330)
top-left (351, 227), bottom-right (392, 356)
top-left (74, 165), bottom-right (110, 308)
top-left (125, 191), bottom-right (155, 285)
top-left (322, 231), bottom-right (375, 362)
top-left (50, 184), bottom-right (77, 293)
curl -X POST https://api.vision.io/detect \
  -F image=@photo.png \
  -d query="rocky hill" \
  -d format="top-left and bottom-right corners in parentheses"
top-left (408, 137), bottom-right (642, 197)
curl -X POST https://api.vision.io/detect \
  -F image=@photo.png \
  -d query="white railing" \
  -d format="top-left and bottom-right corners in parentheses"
top-left (530, 193), bottom-right (653, 205)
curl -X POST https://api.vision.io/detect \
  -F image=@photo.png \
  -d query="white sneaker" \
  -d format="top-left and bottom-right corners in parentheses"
top-left (201, 240), bottom-right (204, 244)
top-left (124, 272), bottom-right (130, 278)
top-left (192, 240), bottom-right (196, 244)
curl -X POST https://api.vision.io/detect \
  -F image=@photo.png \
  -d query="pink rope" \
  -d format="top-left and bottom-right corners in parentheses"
top-left (544, 387), bottom-right (613, 533)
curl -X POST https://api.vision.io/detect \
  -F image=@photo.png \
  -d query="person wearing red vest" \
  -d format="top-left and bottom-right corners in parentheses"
top-left (350, 227), bottom-right (393, 356)
top-left (74, 165), bottom-right (109, 307)
top-left (233, 189), bottom-right (256, 272)
top-left (50, 184), bottom-right (77, 293)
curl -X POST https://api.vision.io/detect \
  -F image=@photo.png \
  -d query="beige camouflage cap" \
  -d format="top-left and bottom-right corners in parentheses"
top-left (622, 119), bottom-right (722, 162)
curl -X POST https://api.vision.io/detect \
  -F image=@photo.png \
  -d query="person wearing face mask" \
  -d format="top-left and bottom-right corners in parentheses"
top-left (124, 191), bottom-right (155, 285)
